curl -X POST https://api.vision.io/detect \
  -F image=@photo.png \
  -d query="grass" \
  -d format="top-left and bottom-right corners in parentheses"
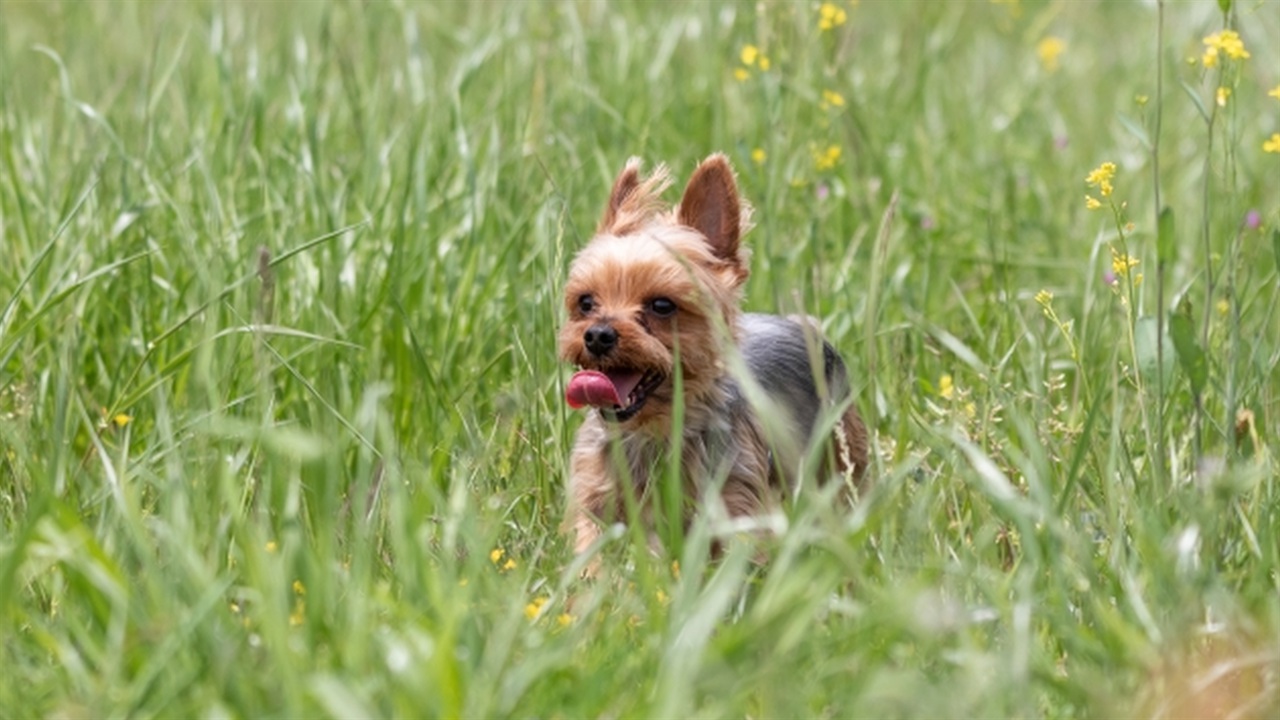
top-left (1, 0), bottom-right (1278, 716)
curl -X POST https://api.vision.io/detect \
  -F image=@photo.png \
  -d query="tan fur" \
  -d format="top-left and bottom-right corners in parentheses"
top-left (560, 154), bottom-right (869, 570)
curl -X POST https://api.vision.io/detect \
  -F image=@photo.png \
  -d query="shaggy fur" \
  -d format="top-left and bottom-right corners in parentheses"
top-left (559, 154), bottom-right (869, 565)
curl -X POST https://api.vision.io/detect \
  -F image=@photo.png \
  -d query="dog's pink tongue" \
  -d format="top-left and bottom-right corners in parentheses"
top-left (566, 370), bottom-right (643, 410)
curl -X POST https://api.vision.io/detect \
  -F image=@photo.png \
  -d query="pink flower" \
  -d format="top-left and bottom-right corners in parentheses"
top-left (1244, 210), bottom-right (1261, 231)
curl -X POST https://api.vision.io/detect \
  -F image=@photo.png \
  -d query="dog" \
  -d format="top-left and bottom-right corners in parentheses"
top-left (559, 154), bottom-right (869, 566)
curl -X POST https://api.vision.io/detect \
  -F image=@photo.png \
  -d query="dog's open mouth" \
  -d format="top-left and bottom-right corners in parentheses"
top-left (565, 368), bottom-right (665, 422)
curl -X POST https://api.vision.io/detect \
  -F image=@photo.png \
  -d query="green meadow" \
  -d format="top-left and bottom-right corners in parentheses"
top-left (2, 0), bottom-right (1278, 716)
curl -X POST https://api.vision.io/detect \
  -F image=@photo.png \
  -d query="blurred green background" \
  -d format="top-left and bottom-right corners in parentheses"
top-left (1, 1), bottom-right (1277, 717)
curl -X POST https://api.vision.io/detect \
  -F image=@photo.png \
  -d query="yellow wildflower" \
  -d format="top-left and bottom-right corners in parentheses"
top-left (1034, 289), bottom-right (1054, 319)
top-left (656, 589), bottom-right (670, 606)
top-left (758, 55), bottom-right (771, 71)
top-left (292, 580), bottom-right (306, 596)
top-left (1135, 94), bottom-right (1149, 106)
top-left (938, 374), bottom-right (954, 400)
top-left (491, 547), bottom-right (517, 572)
top-left (1085, 196), bottom-right (1101, 210)
top-left (812, 144), bottom-right (842, 171)
top-left (524, 596), bottom-right (548, 620)
top-left (1216, 87), bottom-right (1230, 107)
top-left (1036, 36), bottom-right (1065, 72)
top-left (741, 45), bottom-right (759, 67)
top-left (1270, 84), bottom-right (1280, 100)
top-left (818, 3), bottom-right (847, 30)
top-left (751, 148), bottom-right (766, 165)
top-left (1216, 298), bottom-right (1230, 316)
top-left (556, 613), bottom-right (575, 627)
top-left (821, 89), bottom-right (845, 110)
top-left (1264, 134), bottom-right (1280, 154)
top-left (112, 413), bottom-right (133, 428)
top-left (1085, 161), bottom-right (1116, 197)
top-left (265, 541), bottom-right (278, 553)
top-left (1201, 30), bottom-right (1249, 69)
top-left (671, 560), bottom-right (680, 579)
top-left (734, 68), bottom-right (750, 82)
top-left (289, 600), bottom-right (305, 626)
top-left (1110, 248), bottom-right (1140, 277)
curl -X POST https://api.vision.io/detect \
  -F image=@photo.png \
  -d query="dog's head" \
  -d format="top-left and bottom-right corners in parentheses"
top-left (559, 154), bottom-right (751, 427)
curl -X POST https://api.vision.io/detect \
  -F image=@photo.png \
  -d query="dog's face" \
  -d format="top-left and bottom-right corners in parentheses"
top-left (559, 155), bottom-right (751, 427)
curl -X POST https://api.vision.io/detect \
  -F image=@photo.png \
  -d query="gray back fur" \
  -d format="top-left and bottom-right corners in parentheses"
top-left (737, 313), bottom-right (850, 453)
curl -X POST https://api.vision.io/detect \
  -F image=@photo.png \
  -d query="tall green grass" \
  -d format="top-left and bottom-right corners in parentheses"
top-left (1, 0), bottom-right (1277, 716)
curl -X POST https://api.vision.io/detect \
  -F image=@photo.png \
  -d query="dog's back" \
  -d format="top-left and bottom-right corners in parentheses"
top-left (738, 313), bottom-right (869, 484)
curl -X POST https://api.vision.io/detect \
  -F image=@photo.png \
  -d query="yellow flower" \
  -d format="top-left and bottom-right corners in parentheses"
top-left (751, 148), bottom-right (766, 165)
top-left (524, 597), bottom-right (548, 620)
top-left (821, 89), bottom-right (845, 109)
top-left (289, 599), bottom-right (305, 626)
top-left (265, 541), bottom-right (278, 553)
top-left (938, 374), bottom-right (954, 400)
top-left (1264, 134), bottom-right (1280, 154)
top-left (1085, 161), bottom-right (1116, 197)
top-left (656, 589), bottom-right (670, 606)
top-left (818, 2), bottom-right (847, 30)
top-left (1085, 195), bottom-right (1102, 210)
top-left (292, 580), bottom-right (306, 596)
top-left (1034, 290), bottom-right (1054, 319)
top-left (1036, 36), bottom-right (1065, 72)
top-left (812, 144), bottom-right (842, 171)
top-left (734, 68), bottom-right (750, 82)
top-left (1216, 298), bottom-right (1230, 316)
top-left (1110, 248), bottom-right (1140, 277)
top-left (1135, 94), bottom-right (1149, 106)
top-left (1270, 84), bottom-right (1280, 100)
top-left (1201, 30), bottom-right (1249, 69)
top-left (556, 613), bottom-right (575, 627)
top-left (112, 413), bottom-right (133, 428)
top-left (671, 560), bottom-right (680, 579)
top-left (1216, 86), bottom-right (1230, 107)
top-left (741, 44), bottom-right (759, 67)
top-left (491, 547), bottom-right (517, 571)
top-left (758, 55), bottom-right (771, 71)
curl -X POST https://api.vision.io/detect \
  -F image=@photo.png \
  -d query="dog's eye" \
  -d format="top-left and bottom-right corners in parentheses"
top-left (577, 294), bottom-right (595, 314)
top-left (648, 297), bottom-right (677, 317)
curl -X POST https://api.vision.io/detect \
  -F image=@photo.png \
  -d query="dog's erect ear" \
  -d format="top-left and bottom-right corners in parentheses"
top-left (677, 154), bottom-right (742, 264)
top-left (598, 157), bottom-right (644, 233)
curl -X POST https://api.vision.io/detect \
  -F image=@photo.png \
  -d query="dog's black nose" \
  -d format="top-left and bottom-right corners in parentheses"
top-left (583, 324), bottom-right (618, 357)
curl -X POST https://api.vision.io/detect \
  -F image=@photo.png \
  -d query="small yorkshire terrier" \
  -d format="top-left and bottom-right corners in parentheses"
top-left (559, 154), bottom-right (869, 563)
